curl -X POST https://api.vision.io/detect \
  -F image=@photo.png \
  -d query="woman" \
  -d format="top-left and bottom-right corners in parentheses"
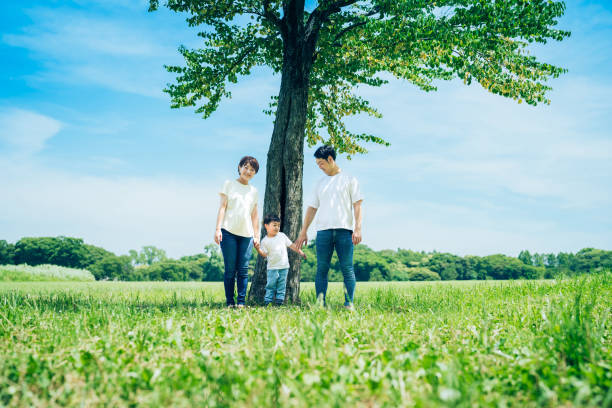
top-left (214, 156), bottom-right (260, 307)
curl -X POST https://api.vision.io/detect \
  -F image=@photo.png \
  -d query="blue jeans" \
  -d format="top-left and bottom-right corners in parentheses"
top-left (264, 268), bottom-right (288, 304)
top-left (220, 229), bottom-right (253, 306)
top-left (315, 229), bottom-right (356, 306)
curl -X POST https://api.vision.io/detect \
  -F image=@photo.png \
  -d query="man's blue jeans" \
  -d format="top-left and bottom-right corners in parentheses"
top-left (315, 228), bottom-right (356, 306)
top-left (264, 268), bottom-right (288, 304)
top-left (220, 229), bottom-right (253, 306)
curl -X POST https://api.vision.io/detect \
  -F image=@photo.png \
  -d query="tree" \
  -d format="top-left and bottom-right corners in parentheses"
top-left (150, 0), bottom-right (569, 302)
top-left (90, 255), bottom-right (135, 280)
top-left (129, 246), bottom-right (168, 266)
top-left (518, 250), bottom-right (533, 266)
top-left (0, 240), bottom-right (14, 265)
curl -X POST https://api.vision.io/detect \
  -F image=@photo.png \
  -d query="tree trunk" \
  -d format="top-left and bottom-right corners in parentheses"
top-left (248, 41), bottom-right (310, 304)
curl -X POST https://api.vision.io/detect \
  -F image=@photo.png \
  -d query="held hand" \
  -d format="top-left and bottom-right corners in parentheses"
top-left (295, 232), bottom-right (308, 249)
top-left (352, 229), bottom-right (362, 245)
top-left (298, 249), bottom-right (306, 259)
top-left (214, 229), bottom-right (222, 245)
top-left (253, 236), bottom-right (260, 248)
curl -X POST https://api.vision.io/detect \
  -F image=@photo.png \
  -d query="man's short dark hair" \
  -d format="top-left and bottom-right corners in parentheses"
top-left (314, 145), bottom-right (336, 161)
top-left (263, 214), bottom-right (281, 225)
top-left (238, 156), bottom-right (259, 174)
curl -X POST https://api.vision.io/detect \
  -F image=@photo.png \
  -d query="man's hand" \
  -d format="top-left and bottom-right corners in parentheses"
top-left (295, 231), bottom-right (308, 249)
top-left (297, 248), bottom-right (306, 259)
top-left (352, 228), bottom-right (362, 245)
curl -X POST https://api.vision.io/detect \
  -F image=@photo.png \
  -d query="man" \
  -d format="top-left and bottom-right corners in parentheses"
top-left (296, 145), bottom-right (363, 309)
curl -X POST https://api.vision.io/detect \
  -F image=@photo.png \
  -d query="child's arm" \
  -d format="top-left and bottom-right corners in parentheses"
top-left (254, 240), bottom-right (267, 258)
top-left (288, 243), bottom-right (306, 259)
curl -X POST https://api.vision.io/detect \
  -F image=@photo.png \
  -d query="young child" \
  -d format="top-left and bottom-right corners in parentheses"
top-left (254, 214), bottom-right (306, 305)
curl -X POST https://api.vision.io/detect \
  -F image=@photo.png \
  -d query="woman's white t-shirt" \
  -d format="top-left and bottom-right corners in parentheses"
top-left (260, 232), bottom-right (293, 270)
top-left (308, 171), bottom-right (363, 231)
top-left (220, 179), bottom-right (258, 237)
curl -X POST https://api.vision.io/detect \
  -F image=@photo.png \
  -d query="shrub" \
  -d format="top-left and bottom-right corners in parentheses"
top-left (407, 267), bottom-right (441, 281)
top-left (0, 264), bottom-right (95, 281)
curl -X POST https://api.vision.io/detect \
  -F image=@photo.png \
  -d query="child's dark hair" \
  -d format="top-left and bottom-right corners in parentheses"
top-left (263, 214), bottom-right (281, 225)
top-left (314, 145), bottom-right (336, 161)
top-left (238, 156), bottom-right (259, 174)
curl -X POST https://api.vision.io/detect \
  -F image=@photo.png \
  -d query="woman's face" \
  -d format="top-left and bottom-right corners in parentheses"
top-left (238, 163), bottom-right (257, 182)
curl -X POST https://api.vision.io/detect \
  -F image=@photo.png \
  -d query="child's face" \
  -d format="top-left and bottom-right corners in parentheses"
top-left (264, 221), bottom-right (280, 236)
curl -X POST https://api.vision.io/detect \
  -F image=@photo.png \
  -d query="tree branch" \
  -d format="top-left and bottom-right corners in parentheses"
top-left (262, 0), bottom-right (282, 29)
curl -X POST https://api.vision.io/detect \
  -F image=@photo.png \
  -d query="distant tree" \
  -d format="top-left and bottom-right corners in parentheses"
top-left (90, 255), bottom-right (135, 280)
top-left (129, 246), bottom-right (168, 266)
top-left (574, 248), bottom-right (612, 273)
top-left (407, 268), bottom-right (440, 281)
top-left (82, 244), bottom-right (115, 268)
top-left (201, 244), bottom-right (226, 281)
top-left (387, 262), bottom-right (412, 281)
top-left (532, 253), bottom-right (545, 267)
top-left (556, 252), bottom-right (575, 274)
top-left (545, 253), bottom-right (557, 268)
top-left (0, 240), bottom-right (14, 265)
top-left (425, 253), bottom-right (464, 280)
top-left (353, 245), bottom-right (390, 281)
top-left (151, 0), bottom-right (569, 303)
top-left (518, 250), bottom-right (533, 266)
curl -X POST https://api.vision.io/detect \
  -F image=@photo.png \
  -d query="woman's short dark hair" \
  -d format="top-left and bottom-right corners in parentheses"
top-left (314, 145), bottom-right (336, 161)
top-left (263, 214), bottom-right (281, 225)
top-left (238, 156), bottom-right (259, 174)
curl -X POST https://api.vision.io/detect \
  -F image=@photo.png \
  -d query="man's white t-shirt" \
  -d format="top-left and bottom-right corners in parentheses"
top-left (308, 171), bottom-right (363, 231)
top-left (260, 232), bottom-right (293, 270)
top-left (220, 179), bottom-right (258, 238)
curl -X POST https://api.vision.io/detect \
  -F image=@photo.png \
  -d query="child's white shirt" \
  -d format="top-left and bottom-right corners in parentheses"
top-left (260, 232), bottom-right (292, 270)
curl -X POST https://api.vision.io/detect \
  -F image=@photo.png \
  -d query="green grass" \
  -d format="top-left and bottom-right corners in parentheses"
top-left (0, 276), bottom-right (610, 407)
top-left (0, 264), bottom-right (95, 282)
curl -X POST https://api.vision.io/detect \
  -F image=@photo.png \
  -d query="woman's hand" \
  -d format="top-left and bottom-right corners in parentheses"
top-left (214, 229), bottom-right (222, 245)
top-left (253, 236), bottom-right (260, 248)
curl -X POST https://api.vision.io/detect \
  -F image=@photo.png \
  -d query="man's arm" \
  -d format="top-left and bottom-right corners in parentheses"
top-left (288, 242), bottom-right (306, 259)
top-left (295, 206), bottom-right (317, 249)
top-left (352, 200), bottom-right (363, 245)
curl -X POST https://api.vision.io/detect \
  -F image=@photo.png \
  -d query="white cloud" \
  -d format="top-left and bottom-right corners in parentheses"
top-left (2, 6), bottom-right (183, 98)
top-left (346, 75), bottom-right (612, 209)
top-left (3, 9), bottom-right (171, 58)
top-left (0, 109), bottom-right (62, 155)
top-left (0, 160), bottom-right (224, 258)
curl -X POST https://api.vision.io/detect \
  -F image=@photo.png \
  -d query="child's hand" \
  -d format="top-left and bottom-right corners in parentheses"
top-left (254, 241), bottom-right (260, 249)
top-left (298, 249), bottom-right (306, 259)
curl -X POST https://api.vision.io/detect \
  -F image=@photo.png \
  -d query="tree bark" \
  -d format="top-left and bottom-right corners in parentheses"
top-left (248, 38), bottom-right (311, 304)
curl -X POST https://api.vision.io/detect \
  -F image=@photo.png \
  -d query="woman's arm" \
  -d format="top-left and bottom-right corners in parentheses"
top-left (214, 194), bottom-right (228, 244)
top-left (251, 204), bottom-right (260, 247)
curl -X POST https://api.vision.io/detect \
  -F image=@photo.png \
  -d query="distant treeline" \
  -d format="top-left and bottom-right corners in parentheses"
top-left (1, 237), bottom-right (611, 282)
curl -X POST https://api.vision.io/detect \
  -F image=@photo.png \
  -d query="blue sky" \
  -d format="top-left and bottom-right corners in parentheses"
top-left (1, 0), bottom-right (611, 258)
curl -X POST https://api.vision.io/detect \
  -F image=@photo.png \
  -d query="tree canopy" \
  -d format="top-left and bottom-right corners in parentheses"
top-left (149, 0), bottom-right (569, 155)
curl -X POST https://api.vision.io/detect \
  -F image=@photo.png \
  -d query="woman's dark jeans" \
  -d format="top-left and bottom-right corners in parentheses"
top-left (315, 228), bottom-right (356, 306)
top-left (220, 228), bottom-right (253, 306)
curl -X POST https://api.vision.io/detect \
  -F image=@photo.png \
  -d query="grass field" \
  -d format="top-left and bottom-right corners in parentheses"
top-left (0, 276), bottom-right (610, 407)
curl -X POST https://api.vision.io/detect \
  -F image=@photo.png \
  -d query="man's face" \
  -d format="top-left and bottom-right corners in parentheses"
top-left (315, 157), bottom-right (334, 175)
top-left (264, 221), bottom-right (280, 236)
